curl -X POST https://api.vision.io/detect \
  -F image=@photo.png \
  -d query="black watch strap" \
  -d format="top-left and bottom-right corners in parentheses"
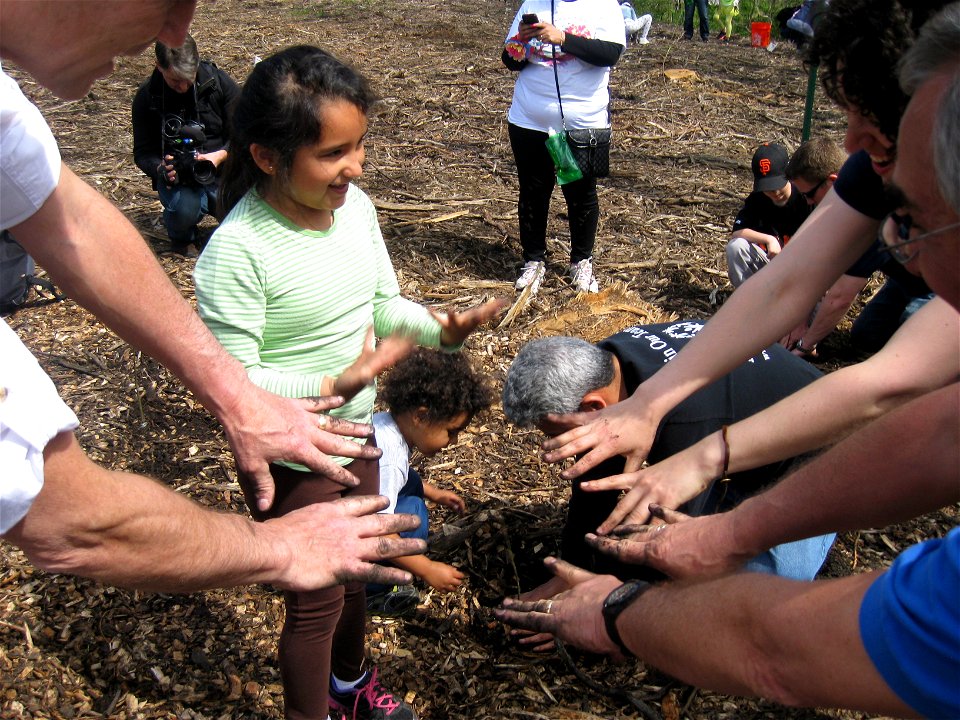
top-left (602, 580), bottom-right (652, 657)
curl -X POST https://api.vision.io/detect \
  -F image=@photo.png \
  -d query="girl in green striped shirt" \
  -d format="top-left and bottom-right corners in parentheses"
top-left (194, 46), bottom-right (503, 720)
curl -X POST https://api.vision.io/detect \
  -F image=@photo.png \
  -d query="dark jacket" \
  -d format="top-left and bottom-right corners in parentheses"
top-left (131, 60), bottom-right (240, 189)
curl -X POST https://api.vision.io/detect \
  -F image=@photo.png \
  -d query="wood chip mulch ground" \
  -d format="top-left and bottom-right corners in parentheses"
top-left (2, 1), bottom-right (956, 718)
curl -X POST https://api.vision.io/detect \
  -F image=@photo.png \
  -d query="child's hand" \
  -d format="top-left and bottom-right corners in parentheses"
top-left (423, 560), bottom-right (465, 592)
top-left (326, 327), bottom-right (414, 400)
top-left (762, 236), bottom-right (783, 257)
top-left (433, 297), bottom-right (509, 348)
top-left (431, 489), bottom-right (466, 514)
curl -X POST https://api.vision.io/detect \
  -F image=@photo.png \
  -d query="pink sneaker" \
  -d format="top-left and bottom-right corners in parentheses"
top-left (329, 667), bottom-right (417, 719)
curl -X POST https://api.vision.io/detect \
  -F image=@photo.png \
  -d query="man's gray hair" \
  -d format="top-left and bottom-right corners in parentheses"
top-left (898, 3), bottom-right (960, 214)
top-left (155, 34), bottom-right (199, 80)
top-left (502, 336), bottom-right (615, 427)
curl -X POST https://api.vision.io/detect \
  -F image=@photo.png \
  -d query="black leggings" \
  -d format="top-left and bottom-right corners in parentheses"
top-left (240, 447), bottom-right (380, 720)
top-left (508, 123), bottom-right (599, 265)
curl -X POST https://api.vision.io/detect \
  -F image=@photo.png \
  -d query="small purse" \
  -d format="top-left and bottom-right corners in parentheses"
top-left (549, 0), bottom-right (612, 180)
top-left (564, 127), bottom-right (612, 178)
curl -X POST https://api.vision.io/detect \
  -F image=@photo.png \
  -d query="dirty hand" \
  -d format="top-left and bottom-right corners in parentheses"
top-left (585, 505), bottom-right (749, 579)
top-left (495, 558), bottom-right (624, 657)
top-left (265, 495), bottom-right (427, 591)
top-left (221, 387), bottom-right (381, 512)
top-left (541, 392), bottom-right (662, 479)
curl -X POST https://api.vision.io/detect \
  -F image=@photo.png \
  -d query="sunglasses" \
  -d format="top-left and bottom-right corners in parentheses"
top-left (799, 178), bottom-right (826, 201)
top-left (879, 212), bottom-right (960, 264)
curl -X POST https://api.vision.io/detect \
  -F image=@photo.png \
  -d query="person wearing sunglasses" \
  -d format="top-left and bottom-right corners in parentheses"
top-left (780, 137), bottom-right (934, 358)
top-left (497, 7), bottom-right (960, 716)
top-left (535, 0), bottom-right (954, 491)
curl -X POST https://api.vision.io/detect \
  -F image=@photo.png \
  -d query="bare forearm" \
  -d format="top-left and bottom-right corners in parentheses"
top-left (639, 196), bottom-right (877, 413)
top-left (390, 550), bottom-right (434, 580)
top-left (726, 298), bottom-right (960, 474)
top-left (732, 229), bottom-right (777, 251)
top-left (618, 572), bottom-right (913, 715)
top-left (730, 383), bottom-right (960, 555)
top-left (13, 165), bottom-right (247, 422)
top-left (7, 434), bottom-right (286, 592)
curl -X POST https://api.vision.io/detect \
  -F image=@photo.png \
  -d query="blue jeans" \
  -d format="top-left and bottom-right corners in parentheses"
top-left (684, 0), bottom-right (710, 38)
top-left (743, 533), bottom-right (836, 580)
top-left (367, 469), bottom-right (429, 595)
top-left (157, 182), bottom-right (218, 244)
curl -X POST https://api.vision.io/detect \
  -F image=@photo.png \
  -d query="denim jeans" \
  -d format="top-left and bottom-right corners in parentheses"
top-left (684, 0), bottom-right (710, 38)
top-left (157, 182), bottom-right (217, 244)
top-left (742, 533), bottom-right (836, 580)
top-left (367, 469), bottom-right (429, 595)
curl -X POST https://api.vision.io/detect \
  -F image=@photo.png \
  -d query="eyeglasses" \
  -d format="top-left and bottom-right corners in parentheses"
top-left (879, 211), bottom-right (960, 264)
top-left (799, 178), bottom-right (826, 201)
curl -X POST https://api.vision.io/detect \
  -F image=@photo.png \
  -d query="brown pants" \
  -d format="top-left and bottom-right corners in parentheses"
top-left (241, 445), bottom-right (379, 720)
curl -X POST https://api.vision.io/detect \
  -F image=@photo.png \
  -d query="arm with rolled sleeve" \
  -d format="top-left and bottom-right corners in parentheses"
top-left (0, 323), bottom-right (79, 534)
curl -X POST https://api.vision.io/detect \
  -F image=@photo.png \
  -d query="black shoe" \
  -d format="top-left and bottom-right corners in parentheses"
top-left (170, 242), bottom-right (200, 258)
top-left (683, 33), bottom-right (693, 40)
top-left (366, 585), bottom-right (419, 618)
top-left (701, 34), bottom-right (709, 42)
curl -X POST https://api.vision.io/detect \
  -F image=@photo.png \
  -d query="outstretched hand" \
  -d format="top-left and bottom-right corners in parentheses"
top-left (582, 441), bottom-right (718, 533)
top-left (331, 327), bottom-right (415, 400)
top-left (265, 495), bottom-right (427, 591)
top-left (495, 558), bottom-right (625, 657)
top-left (540, 393), bottom-right (662, 479)
top-left (433, 297), bottom-right (509, 348)
top-left (585, 505), bottom-right (749, 579)
top-left (221, 388), bottom-right (382, 512)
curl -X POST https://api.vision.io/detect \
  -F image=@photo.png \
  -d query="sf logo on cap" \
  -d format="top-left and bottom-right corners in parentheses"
top-left (759, 158), bottom-right (772, 175)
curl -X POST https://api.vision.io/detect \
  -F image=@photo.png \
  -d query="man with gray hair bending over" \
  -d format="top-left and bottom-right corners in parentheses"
top-left (501, 321), bottom-right (835, 621)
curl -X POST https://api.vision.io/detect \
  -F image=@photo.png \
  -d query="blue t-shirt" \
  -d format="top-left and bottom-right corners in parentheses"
top-left (860, 526), bottom-right (960, 718)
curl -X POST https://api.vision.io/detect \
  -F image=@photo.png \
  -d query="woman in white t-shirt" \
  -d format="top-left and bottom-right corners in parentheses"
top-left (502, 0), bottom-right (625, 295)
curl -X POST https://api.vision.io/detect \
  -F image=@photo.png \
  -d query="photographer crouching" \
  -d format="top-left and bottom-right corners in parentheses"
top-left (132, 36), bottom-right (239, 257)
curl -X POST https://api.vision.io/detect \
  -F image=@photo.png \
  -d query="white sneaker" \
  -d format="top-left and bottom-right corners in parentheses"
top-left (637, 37), bottom-right (650, 44)
top-left (515, 261), bottom-right (546, 294)
top-left (569, 258), bottom-right (599, 293)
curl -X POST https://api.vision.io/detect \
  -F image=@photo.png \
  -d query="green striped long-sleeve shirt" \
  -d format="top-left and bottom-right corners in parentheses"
top-left (194, 186), bottom-right (442, 464)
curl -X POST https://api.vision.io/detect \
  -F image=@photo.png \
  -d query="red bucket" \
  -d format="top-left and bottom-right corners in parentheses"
top-left (751, 21), bottom-right (772, 47)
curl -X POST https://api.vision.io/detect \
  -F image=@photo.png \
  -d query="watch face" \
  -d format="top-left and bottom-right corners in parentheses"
top-left (604, 580), bottom-right (649, 612)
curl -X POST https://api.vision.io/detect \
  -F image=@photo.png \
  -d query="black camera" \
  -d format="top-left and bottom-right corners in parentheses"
top-left (162, 116), bottom-right (216, 187)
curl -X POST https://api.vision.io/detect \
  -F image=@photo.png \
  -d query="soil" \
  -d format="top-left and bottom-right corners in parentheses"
top-left (1, 1), bottom-right (955, 719)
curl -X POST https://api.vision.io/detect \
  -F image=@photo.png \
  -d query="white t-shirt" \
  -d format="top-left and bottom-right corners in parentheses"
top-left (372, 411), bottom-right (409, 515)
top-left (506, 0), bottom-right (625, 132)
top-left (0, 322), bottom-right (79, 534)
top-left (0, 67), bottom-right (61, 230)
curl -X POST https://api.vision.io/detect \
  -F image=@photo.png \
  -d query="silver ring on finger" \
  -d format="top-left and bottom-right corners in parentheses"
top-left (655, 524), bottom-right (667, 532)
top-left (545, 599), bottom-right (554, 614)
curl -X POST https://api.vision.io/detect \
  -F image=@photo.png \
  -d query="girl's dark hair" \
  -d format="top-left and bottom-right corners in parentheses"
top-left (379, 349), bottom-right (494, 424)
top-left (805, 0), bottom-right (948, 143)
top-left (218, 45), bottom-right (375, 217)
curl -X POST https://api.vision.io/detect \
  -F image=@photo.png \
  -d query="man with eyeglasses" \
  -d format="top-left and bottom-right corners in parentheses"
top-left (780, 138), bottom-right (934, 358)
top-left (496, 5), bottom-right (960, 717)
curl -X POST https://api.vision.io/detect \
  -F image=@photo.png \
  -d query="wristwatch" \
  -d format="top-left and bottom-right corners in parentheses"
top-left (601, 580), bottom-right (652, 657)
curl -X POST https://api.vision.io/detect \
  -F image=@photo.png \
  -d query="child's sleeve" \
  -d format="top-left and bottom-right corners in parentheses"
top-left (360, 195), bottom-right (444, 347)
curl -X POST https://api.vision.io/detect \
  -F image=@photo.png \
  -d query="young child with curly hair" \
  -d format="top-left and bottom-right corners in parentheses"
top-left (367, 348), bottom-right (494, 616)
